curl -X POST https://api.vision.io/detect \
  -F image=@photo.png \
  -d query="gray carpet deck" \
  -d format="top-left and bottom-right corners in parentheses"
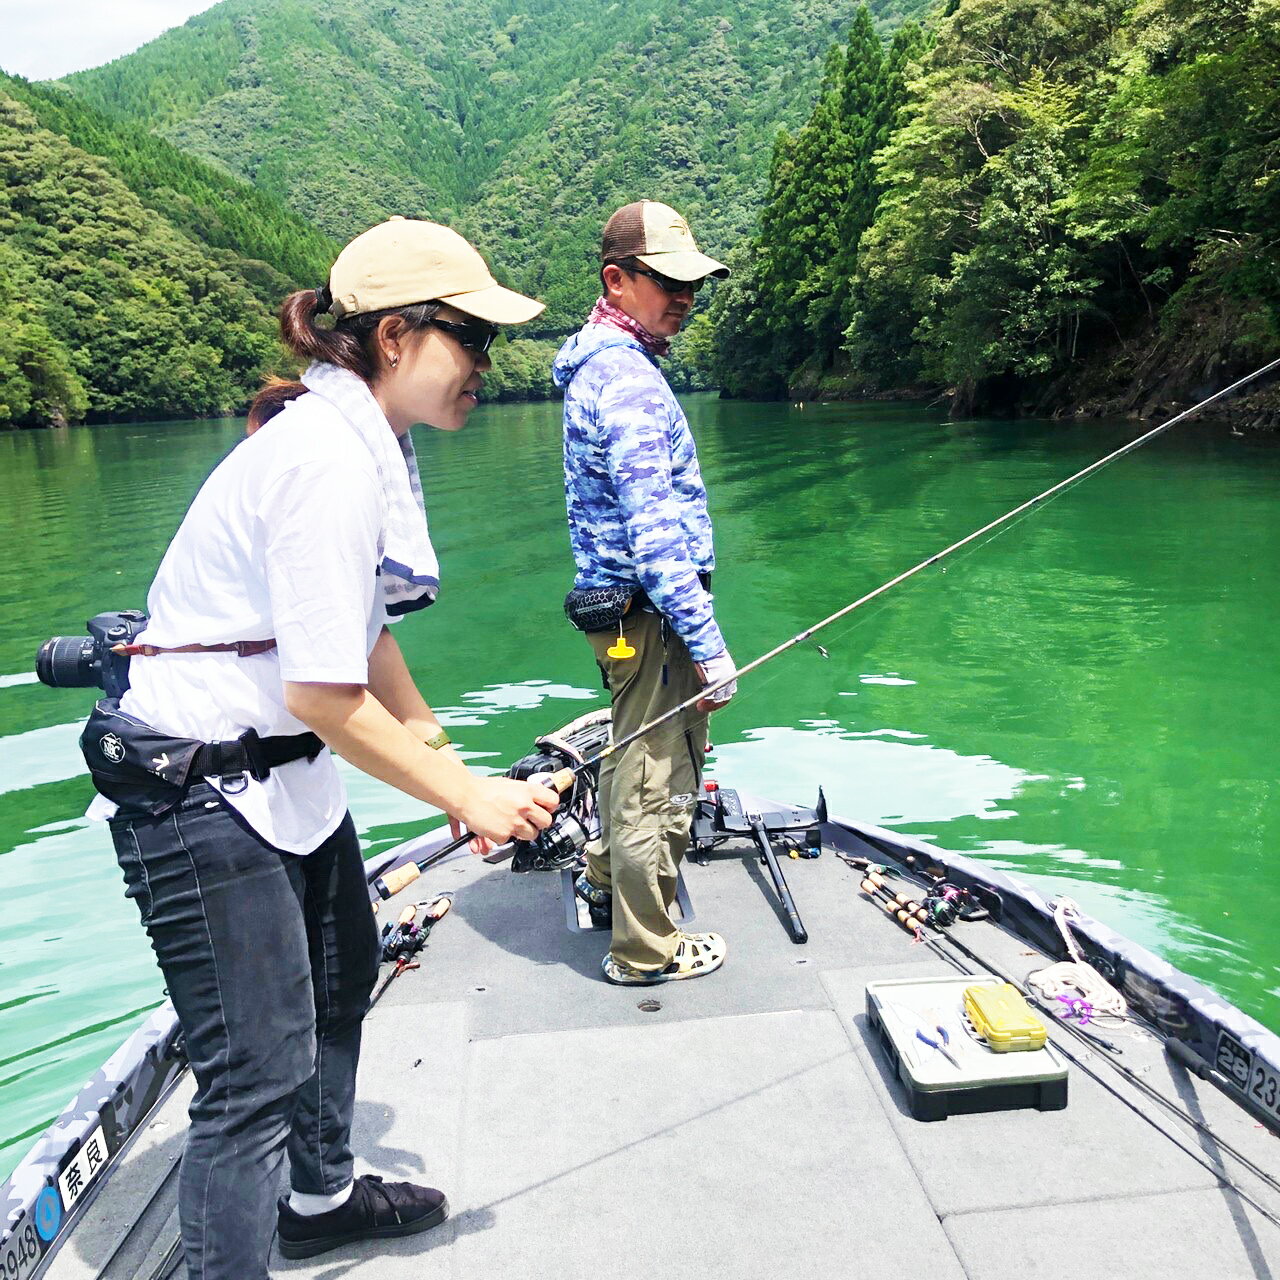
top-left (45, 837), bottom-right (1280, 1280)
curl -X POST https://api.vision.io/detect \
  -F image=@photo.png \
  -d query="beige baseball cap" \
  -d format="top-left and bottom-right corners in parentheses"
top-left (601, 200), bottom-right (730, 282)
top-left (328, 216), bottom-right (544, 325)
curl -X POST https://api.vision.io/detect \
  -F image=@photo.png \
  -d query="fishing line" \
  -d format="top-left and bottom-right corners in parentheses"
top-left (576, 354), bottom-right (1280, 778)
top-left (403, 355), bottom-right (1280, 873)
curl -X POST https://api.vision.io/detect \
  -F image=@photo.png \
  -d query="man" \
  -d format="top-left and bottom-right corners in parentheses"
top-left (553, 199), bottom-right (737, 986)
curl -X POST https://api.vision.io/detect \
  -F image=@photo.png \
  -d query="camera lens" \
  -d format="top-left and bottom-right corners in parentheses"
top-left (35, 636), bottom-right (99, 688)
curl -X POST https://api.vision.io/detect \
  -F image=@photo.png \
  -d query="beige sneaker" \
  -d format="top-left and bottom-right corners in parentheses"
top-left (601, 932), bottom-right (727, 985)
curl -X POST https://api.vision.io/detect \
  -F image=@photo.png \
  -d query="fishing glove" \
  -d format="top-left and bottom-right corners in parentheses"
top-left (695, 650), bottom-right (738, 705)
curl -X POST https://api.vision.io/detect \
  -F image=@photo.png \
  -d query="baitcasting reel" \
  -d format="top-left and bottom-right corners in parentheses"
top-left (922, 881), bottom-right (989, 927)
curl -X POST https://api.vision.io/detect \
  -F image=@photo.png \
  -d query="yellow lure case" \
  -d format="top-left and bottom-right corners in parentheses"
top-left (964, 983), bottom-right (1047, 1053)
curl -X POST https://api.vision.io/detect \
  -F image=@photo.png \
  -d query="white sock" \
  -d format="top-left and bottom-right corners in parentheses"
top-left (288, 1184), bottom-right (353, 1216)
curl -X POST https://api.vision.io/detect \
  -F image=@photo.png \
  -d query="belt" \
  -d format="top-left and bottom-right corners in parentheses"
top-left (112, 639), bottom-right (278, 658)
top-left (193, 727), bottom-right (324, 786)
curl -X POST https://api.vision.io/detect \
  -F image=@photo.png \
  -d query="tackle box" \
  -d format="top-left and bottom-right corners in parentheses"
top-left (865, 975), bottom-right (1068, 1122)
top-left (963, 982), bottom-right (1047, 1052)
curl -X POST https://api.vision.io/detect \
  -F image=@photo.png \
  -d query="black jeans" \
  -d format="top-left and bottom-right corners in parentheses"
top-left (111, 784), bottom-right (379, 1280)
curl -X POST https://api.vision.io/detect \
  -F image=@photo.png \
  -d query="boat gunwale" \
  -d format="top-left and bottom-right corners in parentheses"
top-left (828, 810), bottom-right (1280, 1135)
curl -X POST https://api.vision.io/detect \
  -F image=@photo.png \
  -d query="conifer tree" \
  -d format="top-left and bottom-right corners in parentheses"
top-left (709, 7), bottom-right (925, 394)
top-left (806, 7), bottom-right (887, 357)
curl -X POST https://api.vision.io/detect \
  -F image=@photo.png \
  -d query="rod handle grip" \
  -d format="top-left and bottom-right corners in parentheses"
top-left (549, 768), bottom-right (575, 794)
top-left (424, 895), bottom-right (453, 921)
top-left (375, 862), bottom-right (421, 900)
top-left (1166, 1038), bottom-right (1214, 1079)
top-left (397, 904), bottom-right (417, 926)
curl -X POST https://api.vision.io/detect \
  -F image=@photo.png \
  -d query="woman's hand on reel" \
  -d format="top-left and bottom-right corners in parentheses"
top-left (457, 776), bottom-right (559, 847)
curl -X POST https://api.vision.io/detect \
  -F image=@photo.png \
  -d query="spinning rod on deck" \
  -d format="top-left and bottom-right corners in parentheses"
top-left (373, 354), bottom-right (1280, 900)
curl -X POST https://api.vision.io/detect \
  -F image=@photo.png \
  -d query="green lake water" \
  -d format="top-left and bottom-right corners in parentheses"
top-left (2, 395), bottom-right (1278, 1181)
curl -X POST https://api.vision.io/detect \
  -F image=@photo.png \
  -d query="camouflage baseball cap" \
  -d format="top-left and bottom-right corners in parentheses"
top-left (601, 201), bottom-right (730, 282)
top-left (328, 216), bottom-right (544, 324)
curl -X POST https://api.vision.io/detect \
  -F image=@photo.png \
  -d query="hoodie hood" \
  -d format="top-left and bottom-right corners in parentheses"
top-left (552, 323), bottom-right (655, 389)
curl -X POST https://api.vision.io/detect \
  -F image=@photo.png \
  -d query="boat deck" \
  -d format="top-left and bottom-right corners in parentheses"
top-left (44, 824), bottom-right (1280, 1280)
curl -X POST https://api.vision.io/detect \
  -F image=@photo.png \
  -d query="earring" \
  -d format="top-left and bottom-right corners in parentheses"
top-left (388, 353), bottom-right (399, 368)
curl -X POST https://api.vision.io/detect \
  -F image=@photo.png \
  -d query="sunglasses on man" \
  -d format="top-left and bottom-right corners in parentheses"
top-left (429, 315), bottom-right (500, 354)
top-left (621, 262), bottom-right (707, 295)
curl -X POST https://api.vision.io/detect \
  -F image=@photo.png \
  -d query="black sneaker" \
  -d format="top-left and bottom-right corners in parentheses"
top-left (277, 1175), bottom-right (449, 1260)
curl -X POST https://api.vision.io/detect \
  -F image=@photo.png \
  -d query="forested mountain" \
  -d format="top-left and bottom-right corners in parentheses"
top-left (8, 0), bottom-right (1273, 427)
top-left (64, 0), bottom-right (929, 335)
top-left (0, 78), bottom-right (327, 426)
top-left (705, 0), bottom-right (1280, 420)
top-left (6, 76), bottom-right (334, 293)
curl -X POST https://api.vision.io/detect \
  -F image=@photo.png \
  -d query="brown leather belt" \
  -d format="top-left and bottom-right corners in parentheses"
top-left (111, 639), bottom-right (278, 658)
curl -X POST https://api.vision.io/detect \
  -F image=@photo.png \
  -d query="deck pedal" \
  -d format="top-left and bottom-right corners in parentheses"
top-left (560, 866), bottom-right (695, 933)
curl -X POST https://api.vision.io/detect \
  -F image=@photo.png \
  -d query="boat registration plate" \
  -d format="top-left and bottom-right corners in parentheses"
top-left (1216, 1031), bottom-right (1280, 1123)
top-left (1, 1206), bottom-right (43, 1280)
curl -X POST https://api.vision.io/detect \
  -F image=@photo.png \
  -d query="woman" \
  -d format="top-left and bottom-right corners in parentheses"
top-left (90, 217), bottom-right (557, 1277)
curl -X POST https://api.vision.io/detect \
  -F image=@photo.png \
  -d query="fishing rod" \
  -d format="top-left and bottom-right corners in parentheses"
top-left (583, 353), bottom-right (1280, 769)
top-left (367, 894), bottom-right (453, 1009)
top-left (850, 857), bottom-right (1280, 1226)
top-left (371, 767), bottom-right (576, 898)
top-left (373, 354), bottom-right (1280, 901)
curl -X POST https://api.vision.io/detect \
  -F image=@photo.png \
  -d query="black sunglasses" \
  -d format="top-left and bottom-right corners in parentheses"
top-left (622, 263), bottom-right (706, 295)
top-left (429, 315), bottom-right (499, 354)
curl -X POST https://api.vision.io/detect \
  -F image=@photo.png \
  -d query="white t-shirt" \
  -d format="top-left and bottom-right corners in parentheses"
top-left (89, 393), bottom-right (393, 853)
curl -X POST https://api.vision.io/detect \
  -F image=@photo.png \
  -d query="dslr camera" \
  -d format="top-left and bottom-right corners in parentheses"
top-left (36, 610), bottom-right (147, 702)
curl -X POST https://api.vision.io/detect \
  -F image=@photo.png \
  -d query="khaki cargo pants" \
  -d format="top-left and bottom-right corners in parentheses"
top-left (586, 607), bottom-right (707, 970)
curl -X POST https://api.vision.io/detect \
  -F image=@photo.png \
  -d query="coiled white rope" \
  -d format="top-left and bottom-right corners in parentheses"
top-left (1026, 897), bottom-right (1128, 1021)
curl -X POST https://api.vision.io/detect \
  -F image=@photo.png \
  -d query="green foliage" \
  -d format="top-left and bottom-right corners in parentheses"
top-left (1071, 0), bottom-right (1280, 332)
top-left (461, 2), bottom-right (883, 336)
top-left (4, 74), bottom-right (334, 295)
top-left (0, 93), bottom-right (284, 427)
top-left (706, 0), bottom-right (1276, 409)
top-left (29, 0), bottom-right (1274, 418)
top-left (846, 0), bottom-right (1128, 403)
top-left (691, 244), bottom-right (792, 399)
top-left (482, 337), bottom-right (559, 403)
top-left (847, 0), bottom-right (1278, 407)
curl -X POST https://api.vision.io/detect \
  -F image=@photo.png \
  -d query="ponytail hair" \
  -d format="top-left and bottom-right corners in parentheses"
top-left (246, 287), bottom-right (440, 431)
top-left (246, 377), bottom-right (307, 434)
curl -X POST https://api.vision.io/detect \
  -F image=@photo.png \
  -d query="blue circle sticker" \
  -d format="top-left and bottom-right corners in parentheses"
top-left (35, 1185), bottom-right (63, 1242)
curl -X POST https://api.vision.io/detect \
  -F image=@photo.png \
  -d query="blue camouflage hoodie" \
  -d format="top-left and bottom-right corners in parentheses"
top-left (553, 323), bottom-right (725, 662)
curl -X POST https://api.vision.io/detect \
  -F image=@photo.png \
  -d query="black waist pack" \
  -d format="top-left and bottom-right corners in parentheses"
top-left (82, 698), bottom-right (324, 817)
top-left (564, 585), bottom-right (639, 633)
top-left (564, 573), bottom-right (713, 634)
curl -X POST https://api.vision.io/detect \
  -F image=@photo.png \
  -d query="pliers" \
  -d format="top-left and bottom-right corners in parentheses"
top-left (895, 1005), bottom-right (963, 1070)
top-left (915, 1021), bottom-right (962, 1070)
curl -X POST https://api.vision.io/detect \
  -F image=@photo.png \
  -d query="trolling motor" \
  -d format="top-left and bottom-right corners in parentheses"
top-left (690, 784), bottom-right (829, 944)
